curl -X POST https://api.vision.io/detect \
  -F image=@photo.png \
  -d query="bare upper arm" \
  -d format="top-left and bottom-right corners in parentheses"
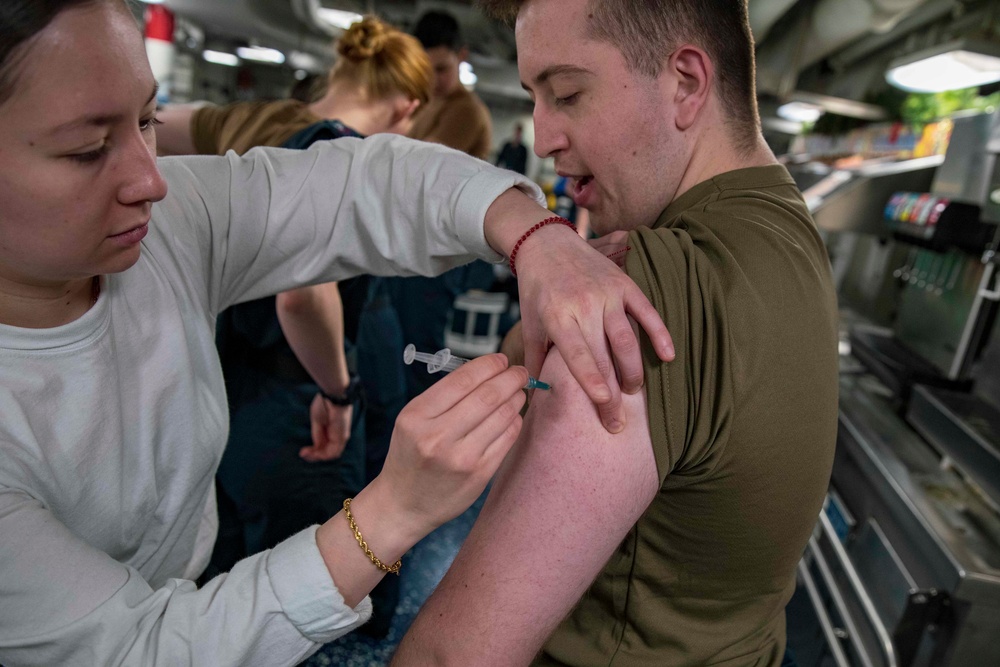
top-left (394, 347), bottom-right (660, 665)
top-left (154, 104), bottom-right (203, 156)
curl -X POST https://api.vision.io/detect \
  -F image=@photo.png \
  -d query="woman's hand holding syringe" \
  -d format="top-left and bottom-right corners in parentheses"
top-left (404, 344), bottom-right (551, 391)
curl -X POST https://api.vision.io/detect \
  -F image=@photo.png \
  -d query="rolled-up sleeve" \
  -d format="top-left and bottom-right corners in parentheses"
top-left (266, 527), bottom-right (372, 642)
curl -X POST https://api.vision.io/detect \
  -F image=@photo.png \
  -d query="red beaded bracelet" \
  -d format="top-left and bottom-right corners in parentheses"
top-left (509, 216), bottom-right (575, 277)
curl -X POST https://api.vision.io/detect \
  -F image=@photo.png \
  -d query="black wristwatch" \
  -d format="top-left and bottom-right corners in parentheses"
top-left (321, 375), bottom-right (362, 406)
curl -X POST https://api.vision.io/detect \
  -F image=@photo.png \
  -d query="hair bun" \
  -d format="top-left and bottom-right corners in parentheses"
top-left (337, 16), bottom-right (388, 62)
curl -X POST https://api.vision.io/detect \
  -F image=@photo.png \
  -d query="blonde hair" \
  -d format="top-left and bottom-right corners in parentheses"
top-left (330, 16), bottom-right (432, 105)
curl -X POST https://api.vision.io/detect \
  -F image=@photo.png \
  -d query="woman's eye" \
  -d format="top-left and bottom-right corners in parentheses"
top-left (140, 116), bottom-right (163, 132)
top-left (69, 144), bottom-right (109, 164)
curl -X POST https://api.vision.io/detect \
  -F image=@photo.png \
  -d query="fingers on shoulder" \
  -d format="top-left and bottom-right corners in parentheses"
top-left (532, 348), bottom-right (647, 430)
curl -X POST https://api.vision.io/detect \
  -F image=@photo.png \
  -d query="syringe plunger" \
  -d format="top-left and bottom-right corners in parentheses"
top-left (402, 344), bottom-right (467, 373)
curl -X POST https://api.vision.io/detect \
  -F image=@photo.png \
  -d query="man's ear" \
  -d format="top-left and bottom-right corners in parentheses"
top-left (670, 45), bottom-right (713, 131)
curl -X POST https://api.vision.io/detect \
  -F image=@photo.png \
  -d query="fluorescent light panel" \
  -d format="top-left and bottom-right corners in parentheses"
top-left (236, 46), bottom-right (285, 64)
top-left (887, 40), bottom-right (1000, 93)
top-left (288, 50), bottom-right (323, 72)
top-left (203, 49), bottom-right (239, 67)
top-left (789, 91), bottom-right (887, 121)
top-left (317, 8), bottom-right (363, 30)
top-left (777, 102), bottom-right (824, 123)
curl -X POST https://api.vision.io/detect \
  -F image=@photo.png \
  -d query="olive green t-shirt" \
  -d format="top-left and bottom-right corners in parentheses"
top-left (538, 165), bottom-right (839, 667)
top-left (191, 99), bottom-right (322, 155)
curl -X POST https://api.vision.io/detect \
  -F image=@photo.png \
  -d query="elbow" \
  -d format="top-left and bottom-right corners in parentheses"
top-left (275, 287), bottom-right (318, 316)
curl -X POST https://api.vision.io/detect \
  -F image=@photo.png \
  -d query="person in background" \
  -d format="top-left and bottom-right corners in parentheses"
top-left (157, 15), bottom-right (430, 638)
top-left (407, 10), bottom-right (492, 160)
top-left (389, 9), bottom-right (496, 407)
top-left (395, 0), bottom-right (838, 665)
top-left (0, 1), bottom-right (676, 665)
top-left (496, 122), bottom-right (528, 175)
top-left (289, 72), bottom-right (325, 103)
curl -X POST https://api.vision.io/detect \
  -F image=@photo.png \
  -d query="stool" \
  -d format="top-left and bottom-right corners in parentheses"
top-left (445, 290), bottom-right (509, 358)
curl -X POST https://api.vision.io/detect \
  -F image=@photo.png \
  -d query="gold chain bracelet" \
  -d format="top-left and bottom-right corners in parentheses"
top-left (343, 498), bottom-right (402, 576)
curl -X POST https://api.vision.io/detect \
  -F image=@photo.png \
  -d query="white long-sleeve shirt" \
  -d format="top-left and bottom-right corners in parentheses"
top-left (0, 135), bottom-right (542, 667)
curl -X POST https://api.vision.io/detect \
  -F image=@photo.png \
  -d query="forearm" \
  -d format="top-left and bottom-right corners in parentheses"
top-left (315, 477), bottom-right (428, 609)
top-left (276, 284), bottom-right (350, 395)
top-left (483, 188), bottom-right (575, 259)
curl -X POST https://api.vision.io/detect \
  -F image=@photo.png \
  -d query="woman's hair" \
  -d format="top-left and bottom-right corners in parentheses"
top-left (330, 16), bottom-right (432, 105)
top-left (0, 0), bottom-right (103, 105)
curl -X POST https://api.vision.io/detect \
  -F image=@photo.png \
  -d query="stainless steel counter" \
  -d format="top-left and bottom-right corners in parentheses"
top-left (789, 371), bottom-right (1000, 667)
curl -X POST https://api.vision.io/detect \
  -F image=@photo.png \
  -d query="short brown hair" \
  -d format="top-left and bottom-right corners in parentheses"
top-left (330, 15), bottom-right (432, 105)
top-left (479, 0), bottom-right (760, 150)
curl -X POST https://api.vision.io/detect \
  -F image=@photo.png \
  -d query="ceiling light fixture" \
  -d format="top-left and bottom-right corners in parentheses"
top-left (886, 39), bottom-right (1000, 93)
top-left (317, 8), bottom-right (363, 30)
top-left (288, 50), bottom-right (323, 73)
top-left (460, 61), bottom-right (478, 87)
top-left (777, 102), bottom-right (825, 124)
top-left (203, 49), bottom-right (240, 67)
top-left (787, 91), bottom-right (888, 121)
top-left (236, 46), bottom-right (286, 65)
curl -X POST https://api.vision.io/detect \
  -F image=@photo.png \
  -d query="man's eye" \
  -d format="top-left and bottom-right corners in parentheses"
top-left (555, 92), bottom-right (580, 107)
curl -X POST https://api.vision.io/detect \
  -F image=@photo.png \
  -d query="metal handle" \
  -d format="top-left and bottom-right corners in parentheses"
top-left (798, 559), bottom-right (852, 667)
top-left (981, 265), bottom-right (1000, 300)
top-left (818, 512), bottom-right (899, 667)
top-left (809, 537), bottom-right (877, 667)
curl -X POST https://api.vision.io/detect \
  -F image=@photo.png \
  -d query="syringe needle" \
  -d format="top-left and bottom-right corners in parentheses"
top-left (525, 377), bottom-right (551, 391)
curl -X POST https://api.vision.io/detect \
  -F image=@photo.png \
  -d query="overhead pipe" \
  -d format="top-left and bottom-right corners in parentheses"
top-left (749, 0), bottom-right (802, 44)
top-left (289, 0), bottom-right (338, 38)
top-left (755, 0), bottom-right (936, 95)
top-left (831, 0), bottom-right (978, 70)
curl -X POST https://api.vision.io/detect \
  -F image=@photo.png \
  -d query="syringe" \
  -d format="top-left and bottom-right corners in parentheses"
top-left (403, 344), bottom-right (551, 391)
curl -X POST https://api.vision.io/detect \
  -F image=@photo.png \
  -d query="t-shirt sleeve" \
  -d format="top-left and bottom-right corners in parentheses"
top-left (625, 222), bottom-right (735, 486)
top-left (190, 103), bottom-right (238, 155)
top-left (417, 98), bottom-right (492, 160)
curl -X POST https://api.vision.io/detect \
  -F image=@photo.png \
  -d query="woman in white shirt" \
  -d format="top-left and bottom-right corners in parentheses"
top-left (0, 1), bottom-right (674, 665)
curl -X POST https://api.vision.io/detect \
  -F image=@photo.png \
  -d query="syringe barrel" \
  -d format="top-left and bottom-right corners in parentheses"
top-left (440, 356), bottom-right (468, 372)
top-left (429, 349), bottom-right (470, 373)
top-left (427, 348), bottom-right (452, 373)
